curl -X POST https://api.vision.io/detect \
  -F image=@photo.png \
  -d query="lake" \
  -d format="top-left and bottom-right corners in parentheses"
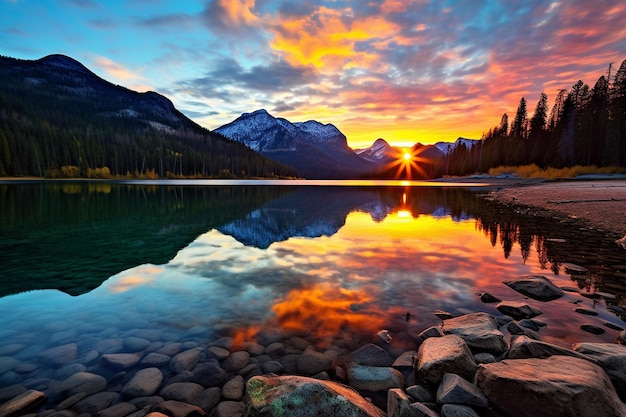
top-left (1, 180), bottom-right (625, 398)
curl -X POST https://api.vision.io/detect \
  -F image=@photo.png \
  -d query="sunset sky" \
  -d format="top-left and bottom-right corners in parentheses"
top-left (2, 1), bottom-right (625, 148)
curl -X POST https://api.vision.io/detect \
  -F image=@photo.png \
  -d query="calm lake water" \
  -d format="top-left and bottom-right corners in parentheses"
top-left (1, 180), bottom-right (625, 389)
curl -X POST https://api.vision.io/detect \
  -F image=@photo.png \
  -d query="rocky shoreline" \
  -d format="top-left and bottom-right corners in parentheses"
top-left (1, 275), bottom-right (625, 417)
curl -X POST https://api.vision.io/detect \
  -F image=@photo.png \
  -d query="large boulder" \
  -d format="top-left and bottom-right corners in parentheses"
top-left (415, 335), bottom-right (477, 385)
top-left (56, 372), bottom-right (107, 397)
top-left (503, 275), bottom-right (565, 301)
top-left (475, 356), bottom-right (626, 417)
top-left (245, 375), bottom-right (385, 417)
top-left (442, 313), bottom-right (507, 354)
top-left (572, 342), bottom-right (626, 401)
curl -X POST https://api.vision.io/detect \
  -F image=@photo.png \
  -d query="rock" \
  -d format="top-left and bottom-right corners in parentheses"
top-left (572, 342), bottom-right (626, 401)
top-left (0, 357), bottom-right (20, 374)
top-left (347, 365), bottom-right (404, 392)
top-left (473, 352), bottom-right (497, 364)
top-left (72, 391), bottom-right (118, 415)
top-left (157, 343), bottom-right (181, 356)
top-left (503, 275), bottom-right (565, 301)
top-left (222, 375), bottom-right (244, 400)
top-left (191, 361), bottom-right (227, 387)
top-left (434, 310), bottom-right (455, 320)
top-left (245, 375), bottom-right (385, 417)
top-left (96, 402), bottom-right (138, 417)
top-left (580, 324), bottom-right (605, 334)
top-left (189, 387), bottom-right (221, 411)
top-left (146, 413), bottom-right (169, 417)
top-left (0, 384), bottom-right (27, 404)
top-left (475, 356), bottom-right (626, 417)
top-left (160, 382), bottom-right (205, 403)
top-left (507, 335), bottom-right (589, 360)
top-left (297, 349), bottom-right (333, 375)
top-left (440, 404), bottom-right (480, 417)
top-left (129, 396), bottom-right (164, 409)
top-left (392, 351), bottom-right (417, 371)
top-left (416, 326), bottom-right (444, 343)
top-left (495, 301), bottom-right (542, 320)
top-left (207, 346), bottom-right (230, 361)
top-left (442, 313), bottom-right (507, 354)
top-left (261, 360), bottom-right (284, 374)
top-left (140, 352), bottom-right (171, 367)
top-left (387, 388), bottom-right (433, 417)
top-left (37, 343), bottom-right (77, 367)
top-left (221, 351), bottom-right (250, 373)
top-left (123, 337), bottom-right (152, 352)
top-left (212, 401), bottom-right (244, 417)
top-left (54, 362), bottom-right (87, 380)
top-left (169, 349), bottom-right (201, 373)
top-left (347, 343), bottom-right (394, 367)
top-left (415, 335), bottom-right (477, 385)
top-left (55, 391), bottom-right (88, 410)
top-left (377, 329), bottom-right (392, 343)
top-left (57, 371), bottom-right (107, 397)
top-left (152, 400), bottom-right (207, 417)
top-left (242, 342), bottom-right (265, 356)
top-left (478, 292), bottom-right (501, 303)
top-left (618, 330), bottom-right (626, 345)
top-left (436, 373), bottom-right (488, 407)
top-left (264, 343), bottom-right (285, 357)
top-left (121, 367), bottom-right (163, 397)
top-left (100, 353), bottom-right (141, 370)
top-left (405, 385), bottom-right (433, 403)
top-left (574, 308), bottom-right (599, 316)
top-left (0, 389), bottom-right (47, 417)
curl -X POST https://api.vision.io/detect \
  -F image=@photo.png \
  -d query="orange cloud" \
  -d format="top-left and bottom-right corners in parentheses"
top-left (219, 0), bottom-right (257, 26)
top-left (269, 6), bottom-right (398, 71)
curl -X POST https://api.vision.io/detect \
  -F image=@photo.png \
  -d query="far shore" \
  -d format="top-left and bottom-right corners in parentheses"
top-left (3, 174), bottom-right (626, 238)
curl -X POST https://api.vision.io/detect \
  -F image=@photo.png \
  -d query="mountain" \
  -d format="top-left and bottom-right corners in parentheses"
top-left (0, 54), bottom-right (297, 178)
top-left (215, 109), bottom-right (377, 179)
top-left (354, 138), bottom-right (397, 164)
top-left (434, 137), bottom-right (482, 155)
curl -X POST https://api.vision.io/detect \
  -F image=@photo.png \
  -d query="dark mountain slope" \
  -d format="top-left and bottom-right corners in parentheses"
top-left (0, 54), bottom-right (297, 178)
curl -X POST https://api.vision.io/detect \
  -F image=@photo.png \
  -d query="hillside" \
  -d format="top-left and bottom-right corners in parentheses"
top-left (0, 55), bottom-right (297, 178)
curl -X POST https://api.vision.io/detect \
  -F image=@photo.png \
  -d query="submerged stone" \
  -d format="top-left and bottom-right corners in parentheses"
top-left (503, 275), bottom-right (565, 301)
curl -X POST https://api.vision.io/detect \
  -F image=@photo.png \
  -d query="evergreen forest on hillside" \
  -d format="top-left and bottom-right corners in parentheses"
top-left (428, 59), bottom-right (626, 178)
top-left (0, 56), bottom-right (297, 179)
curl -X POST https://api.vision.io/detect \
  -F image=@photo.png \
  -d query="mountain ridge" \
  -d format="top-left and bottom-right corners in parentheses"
top-left (0, 54), bottom-right (297, 178)
top-left (215, 109), bottom-right (377, 178)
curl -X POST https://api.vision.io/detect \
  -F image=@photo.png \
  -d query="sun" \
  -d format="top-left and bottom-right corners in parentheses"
top-left (382, 147), bottom-right (430, 179)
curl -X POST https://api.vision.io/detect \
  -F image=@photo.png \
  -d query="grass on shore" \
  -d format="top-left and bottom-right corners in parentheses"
top-left (487, 164), bottom-right (626, 179)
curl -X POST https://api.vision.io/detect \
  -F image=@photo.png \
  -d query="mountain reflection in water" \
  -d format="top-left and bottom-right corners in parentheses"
top-left (0, 182), bottom-right (625, 365)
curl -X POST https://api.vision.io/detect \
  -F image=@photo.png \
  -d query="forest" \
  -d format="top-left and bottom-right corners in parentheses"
top-left (429, 58), bottom-right (626, 178)
top-left (0, 55), bottom-right (298, 179)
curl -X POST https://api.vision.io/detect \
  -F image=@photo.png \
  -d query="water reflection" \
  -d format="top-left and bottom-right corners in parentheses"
top-left (0, 182), bottom-right (625, 392)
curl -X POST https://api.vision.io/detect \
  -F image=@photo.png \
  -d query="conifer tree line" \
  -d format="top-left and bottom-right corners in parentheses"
top-left (431, 59), bottom-right (626, 177)
top-left (0, 56), bottom-right (297, 179)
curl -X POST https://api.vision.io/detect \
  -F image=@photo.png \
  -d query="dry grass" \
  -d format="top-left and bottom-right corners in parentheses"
top-left (487, 164), bottom-right (626, 179)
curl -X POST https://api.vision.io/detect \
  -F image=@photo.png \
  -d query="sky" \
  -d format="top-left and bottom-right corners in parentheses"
top-left (1, 0), bottom-right (626, 148)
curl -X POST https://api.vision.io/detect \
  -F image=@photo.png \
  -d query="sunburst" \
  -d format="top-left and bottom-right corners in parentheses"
top-left (384, 147), bottom-right (430, 179)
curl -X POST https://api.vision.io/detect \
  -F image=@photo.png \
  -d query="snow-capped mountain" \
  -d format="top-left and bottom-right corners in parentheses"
top-left (434, 137), bottom-right (481, 155)
top-left (354, 138), bottom-right (397, 164)
top-left (215, 109), bottom-right (376, 178)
